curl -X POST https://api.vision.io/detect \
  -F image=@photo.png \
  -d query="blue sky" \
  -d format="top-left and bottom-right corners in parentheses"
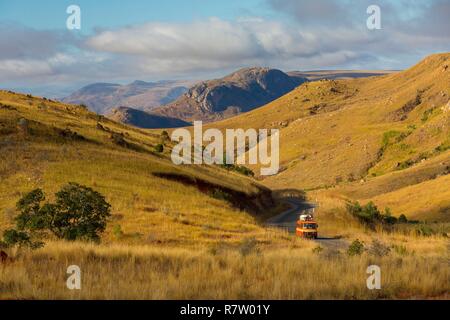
top-left (0, 0), bottom-right (449, 96)
top-left (0, 0), bottom-right (274, 32)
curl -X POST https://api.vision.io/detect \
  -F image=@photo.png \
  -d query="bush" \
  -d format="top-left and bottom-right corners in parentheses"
top-left (113, 224), bottom-right (124, 239)
top-left (346, 201), bottom-right (401, 228)
top-left (368, 240), bottom-right (391, 257)
top-left (10, 183), bottom-right (111, 244)
top-left (398, 214), bottom-right (408, 223)
top-left (347, 239), bottom-right (365, 256)
top-left (312, 245), bottom-right (324, 254)
top-left (110, 133), bottom-right (128, 147)
top-left (210, 189), bottom-right (232, 202)
top-left (154, 144), bottom-right (164, 153)
top-left (160, 131), bottom-right (170, 143)
top-left (415, 224), bottom-right (434, 237)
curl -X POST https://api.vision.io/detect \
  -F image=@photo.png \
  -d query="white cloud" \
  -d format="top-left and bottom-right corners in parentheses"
top-left (86, 18), bottom-right (367, 74)
top-left (1, 1), bottom-right (449, 92)
top-left (0, 59), bottom-right (53, 78)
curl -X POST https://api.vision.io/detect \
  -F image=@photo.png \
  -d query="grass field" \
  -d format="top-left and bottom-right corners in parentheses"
top-left (1, 234), bottom-right (448, 300)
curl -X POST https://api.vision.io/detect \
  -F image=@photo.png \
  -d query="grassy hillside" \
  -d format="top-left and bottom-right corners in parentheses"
top-left (211, 53), bottom-right (450, 221)
top-left (0, 90), bottom-right (279, 246)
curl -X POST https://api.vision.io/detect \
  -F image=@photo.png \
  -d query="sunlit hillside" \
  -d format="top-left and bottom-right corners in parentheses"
top-left (0, 90), bottom-right (280, 246)
top-left (211, 53), bottom-right (450, 221)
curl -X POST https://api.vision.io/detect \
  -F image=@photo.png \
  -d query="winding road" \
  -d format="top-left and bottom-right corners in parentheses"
top-left (266, 198), bottom-right (348, 249)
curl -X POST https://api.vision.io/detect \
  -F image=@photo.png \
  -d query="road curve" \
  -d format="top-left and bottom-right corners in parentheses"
top-left (266, 198), bottom-right (316, 233)
top-left (266, 198), bottom-right (348, 249)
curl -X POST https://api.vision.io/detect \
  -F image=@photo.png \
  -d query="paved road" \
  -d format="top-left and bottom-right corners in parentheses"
top-left (266, 198), bottom-right (316, 233)
top-left (266, 198), bottom-right (348, 249)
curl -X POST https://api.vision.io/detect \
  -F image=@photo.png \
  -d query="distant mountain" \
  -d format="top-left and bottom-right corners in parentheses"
top-left (62, 80), bottom-right (196, 115)
top-left (151, 67), bottom-right (307, 123)
top-left (108, 106), bottom-right (190, 129)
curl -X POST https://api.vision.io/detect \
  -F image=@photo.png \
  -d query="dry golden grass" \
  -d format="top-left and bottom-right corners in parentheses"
top-left (1, 237), bottom-right (448, 300)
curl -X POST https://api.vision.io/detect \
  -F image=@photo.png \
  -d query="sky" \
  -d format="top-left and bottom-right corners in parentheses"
top-left (0, 0), bottom-right (449, 97)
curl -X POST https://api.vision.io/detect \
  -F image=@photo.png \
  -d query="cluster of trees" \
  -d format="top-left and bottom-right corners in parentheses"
top-left (346, 201), bottom-right (409, 227)
top-left (220, 154), bottom-right (255, 177)
top-left (1, 183), bottom-right (111, 249)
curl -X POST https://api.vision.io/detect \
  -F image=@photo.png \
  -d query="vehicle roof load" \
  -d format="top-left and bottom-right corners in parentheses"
top-left (299, 214), bottom-right (314, 221)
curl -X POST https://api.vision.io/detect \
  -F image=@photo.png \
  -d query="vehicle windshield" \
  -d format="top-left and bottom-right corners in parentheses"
top-left (302, 223), bottom-right (317, 229)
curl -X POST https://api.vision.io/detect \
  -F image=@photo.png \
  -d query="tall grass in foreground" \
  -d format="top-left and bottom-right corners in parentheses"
top-left (0, 240), bottom-right (448, 300)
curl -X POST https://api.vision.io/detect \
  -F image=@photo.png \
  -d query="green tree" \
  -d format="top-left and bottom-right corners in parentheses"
top-left (9, 183), bottom-right (111, 244)
top-left (398, 214), bottom-right (408, 223)
top-left (1, 229), bottom-right (43, 249)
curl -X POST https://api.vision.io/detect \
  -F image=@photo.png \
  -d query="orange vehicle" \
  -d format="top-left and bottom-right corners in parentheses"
top-left (296, 214), bottom-right (318, 239)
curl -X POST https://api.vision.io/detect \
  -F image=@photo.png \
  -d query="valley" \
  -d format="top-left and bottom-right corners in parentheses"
top-left (0, 53), bottom-right (448, 300)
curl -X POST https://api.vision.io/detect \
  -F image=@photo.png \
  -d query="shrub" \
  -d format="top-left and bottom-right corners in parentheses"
top-left (234, 165), bottom-right (255, 177)
top-left (415, 224), bottom-right (434, 237)
top-left (154, 144), bottom-right (164, 153)
top-left (58, 128), bottom-right (85, 141)
top-left (113, 224), bottom-right (124, 239)
top-left (11, 183), bottom-right (111, 243)
top-left (210, 189), bottom-right (232, 202)
top-left (382, 208), bottom-right (398, 224)
top-left (398, 214), bottom-right (408, 223)
top-left (312, 245), bottom-right (324, 254)
top-left (346, 201), bottom-right (401, 228)
top-left (1, 229), bottom-right (43, 249)
top-left (160, 131), bottom-right (170, 143)
top-left (368, 240), bottom-right (391, 257)
top-left (110, 133), bottom-right (128, 147)
top-left (347, 239), bottom-right (365, 256)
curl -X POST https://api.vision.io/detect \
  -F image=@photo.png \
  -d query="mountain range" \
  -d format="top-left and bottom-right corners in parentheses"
top-left (62, 80), bottom-right (196, 115)
top-left (63, 68), bottom-right (396, 129)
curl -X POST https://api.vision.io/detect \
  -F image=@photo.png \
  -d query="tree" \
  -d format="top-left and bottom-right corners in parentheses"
top-left (1, 229), bottom-right (43, 249)
top-left (7, 183), bottom-right (111, 244)
top-left (50, 183), bottom-right (111, 241)
top-left (398, 214), bottom-right (408, 223)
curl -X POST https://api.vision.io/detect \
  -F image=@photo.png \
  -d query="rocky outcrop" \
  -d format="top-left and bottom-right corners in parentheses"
top-left (152, 67), bottom-right (307, 122)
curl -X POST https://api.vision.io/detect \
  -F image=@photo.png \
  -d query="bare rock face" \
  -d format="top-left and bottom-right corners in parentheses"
top-left (152, 67), bottom-right (307, 122)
